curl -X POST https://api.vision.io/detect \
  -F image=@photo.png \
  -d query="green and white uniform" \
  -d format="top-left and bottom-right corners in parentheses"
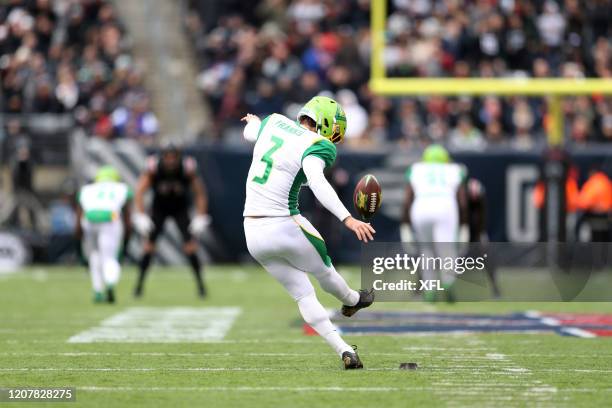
top-left (242, 114), bottom-right (358, 357)
top-left (243, 113), bottom-right (337, 217)
top-left (79, 181), bottom-right (132, 224)
top-left (406, 162), bottom-right (466, 242)
top-left (406, 161), bottom-right (466, 287)
top-left (78, 181), bottom-right (132, 293)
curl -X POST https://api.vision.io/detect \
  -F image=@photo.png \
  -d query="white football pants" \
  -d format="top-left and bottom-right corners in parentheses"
top-left (82, 219), bottom-right (123, 292)
top-left (244, 215), bottom-right (358, 356)
top-left (410, 198), bottom-right (459, 285)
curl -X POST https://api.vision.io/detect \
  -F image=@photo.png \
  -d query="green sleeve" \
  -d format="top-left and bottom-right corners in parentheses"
top-left (256, 115), bottom-right (271, 141)
top-left (302, 139), bottom-right (337, 168)
top-left (459, 165), bottom-right (467, 182)
top-left (126, 186), bottom-right (134, 201)
top-left (405, 166), bottom-right (412, 182)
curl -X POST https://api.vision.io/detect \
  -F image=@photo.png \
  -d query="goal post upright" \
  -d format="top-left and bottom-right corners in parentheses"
top-left (369, 1), bottom-right (612, 146)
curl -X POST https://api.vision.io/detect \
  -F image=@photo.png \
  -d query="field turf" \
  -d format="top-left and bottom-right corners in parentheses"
top-left (1, 265), bottom-right (611, 407)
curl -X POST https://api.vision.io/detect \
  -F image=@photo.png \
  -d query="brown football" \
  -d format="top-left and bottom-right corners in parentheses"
top-left (353, 174), bottom-right (382, 220)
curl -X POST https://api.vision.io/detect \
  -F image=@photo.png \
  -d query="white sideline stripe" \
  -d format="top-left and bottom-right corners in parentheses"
top-left (17, 339), bottom-right (318, 345)
top-left (0, 352), bottom-right (412, 357)
top-left (67, 307), bottom-right (241, 343)
top-left (76, 386), bottom-right (541, 393)
top-left (0, 367), bottom-right (401, 372)
top-left (404, 351), bottom-right (612, 358)
top-left (3, 366), bottom-right (607, 374)
top-left (72, 386), bottom-right (612, 393)
top-left (402, 347), bottom-right (494, 351)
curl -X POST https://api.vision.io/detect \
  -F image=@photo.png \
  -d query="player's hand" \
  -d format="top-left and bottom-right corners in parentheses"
top-left (133, 213), bottom-right (154, 235)
top-left (344, 216), bottom-right (376, 243)
top-left (241, 114), bottom-right (260, 123)
top-left (189, 214), bottom-right (211, 235)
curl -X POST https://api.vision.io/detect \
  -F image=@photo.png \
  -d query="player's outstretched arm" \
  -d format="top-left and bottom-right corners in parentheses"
top-left (302, 155), bottom-right (375, 243)
top-left (241, 114), bottom-right (261, 142)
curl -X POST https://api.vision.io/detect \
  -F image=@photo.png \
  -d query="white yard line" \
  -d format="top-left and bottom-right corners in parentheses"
top-left (70, 385), bottom-right (612, 393)
top-left (0, 351), bottom-right (429, 357)
top-left (9, 338), bottom-right (318, 345)
top-left (418, 338), bottom-right (559, 406)
top-left (0, 367), bottom-right (401, 372)
top-left (402, 346), bottom-right (495, 351)
top-left (67, 307), bottom-right (241, 343)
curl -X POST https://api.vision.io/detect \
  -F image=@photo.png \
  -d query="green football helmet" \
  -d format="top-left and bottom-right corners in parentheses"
top-left (95, 166), bottom-right (121, 182)
top-left (297, 96), bottom-right (347, 144)
top-left (422, 144), bottom-right (450, 163)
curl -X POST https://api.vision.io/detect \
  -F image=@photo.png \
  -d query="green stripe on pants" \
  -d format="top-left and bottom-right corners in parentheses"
top-left (298, 226), bottom-right (332, 267)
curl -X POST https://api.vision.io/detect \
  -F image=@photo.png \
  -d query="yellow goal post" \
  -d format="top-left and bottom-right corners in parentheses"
top-left (369, 0), bottom-right (612, 145)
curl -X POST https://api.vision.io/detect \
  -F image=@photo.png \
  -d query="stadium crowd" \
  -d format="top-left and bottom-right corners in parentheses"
top-left (185, 0), bottom-right (612, 148)
top-left (0, 0), bottom-right (158, 144)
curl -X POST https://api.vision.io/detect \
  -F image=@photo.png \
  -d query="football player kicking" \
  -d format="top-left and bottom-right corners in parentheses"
top-left (132, 143), bottom-right (211, 298)
top-left (75, 166), bottom-right (132, 303)
top-left (242, 96), bottom-right (375, 370)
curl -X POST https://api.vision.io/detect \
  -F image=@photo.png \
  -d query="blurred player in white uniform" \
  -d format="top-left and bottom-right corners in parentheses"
top-left (76, 166), bottom-right (132, 303)
top-left (242, 96), bottom-right (375, 369)
top-left (401, 145), bottom-right (467, 301)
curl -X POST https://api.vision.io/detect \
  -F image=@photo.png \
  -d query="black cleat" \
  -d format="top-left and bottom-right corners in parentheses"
top-left (341, 289), bottom-right (374, 317)
top-left (106, 287), bottom-right (115, 304)
top-left (134, 284), bottom-right (143, 298)
top-left (198, 283), bottom-right (207, 299)
top-left (342, 346), bottom-right (363, 370)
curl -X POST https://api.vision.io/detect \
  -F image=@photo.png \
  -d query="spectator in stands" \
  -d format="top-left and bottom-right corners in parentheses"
top-left (112, 94), bottom-right (158, 144)
top-left (570, 115), bottom-right (591, 145)
top-left (337, 89), bottom-right (367, 142)
top-left (511, 99), bottom-right (537, 150)
top-left (484, 120), bottom-right (505, 146)
top-left (448, 116), bottom-right (485, 151)
top-left (0, 0), bottom-right (153, 141)
top-left (576, 165), bottom-right (612, 242)
top-left (7, 126), bottom-right (37, 231)
top-left (184, 0), bottom-right (611, 145)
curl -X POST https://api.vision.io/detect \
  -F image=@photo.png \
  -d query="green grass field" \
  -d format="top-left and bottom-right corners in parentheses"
top-left (1, 265), bottom-right (612, 407)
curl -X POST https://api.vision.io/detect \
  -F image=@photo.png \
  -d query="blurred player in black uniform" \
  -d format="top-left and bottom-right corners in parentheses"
top-left (132, 143), bottom-right (210, 298)
top-left (465, 178), bottom-right (500, 298)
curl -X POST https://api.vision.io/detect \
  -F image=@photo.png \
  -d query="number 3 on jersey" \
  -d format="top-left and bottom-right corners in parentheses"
top-left (252, 135), bottom-right (284, 184)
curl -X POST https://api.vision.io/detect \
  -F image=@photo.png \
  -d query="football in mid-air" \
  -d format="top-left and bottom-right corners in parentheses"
top-left (353, 174), bottom-right (382, 221)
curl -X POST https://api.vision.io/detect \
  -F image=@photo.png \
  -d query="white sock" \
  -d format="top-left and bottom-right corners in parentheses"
top-left (102, 258), bottom-right (121, 287)
top-left (89, 252), bottom-right (104, 292)
top-left (315, 265), bottom-right (360, 306)
top-left (297, 293), bottom-right (353, 356)
top-left (322, 331), bottom-right (354, 356)
top-left (344, 289), bottom-right (360, 306)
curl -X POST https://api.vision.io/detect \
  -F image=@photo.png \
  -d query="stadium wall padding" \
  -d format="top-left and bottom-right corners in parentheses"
top-left (187, 145), bottom-right (612, 263)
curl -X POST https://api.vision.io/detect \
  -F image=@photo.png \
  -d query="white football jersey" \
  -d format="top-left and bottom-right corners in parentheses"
top-left (78, 181), bottom-right (132, 223)
top-left (243, 113), bottom-right (337, 217)
top-left (407, 162), bottom-right (466, 200)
